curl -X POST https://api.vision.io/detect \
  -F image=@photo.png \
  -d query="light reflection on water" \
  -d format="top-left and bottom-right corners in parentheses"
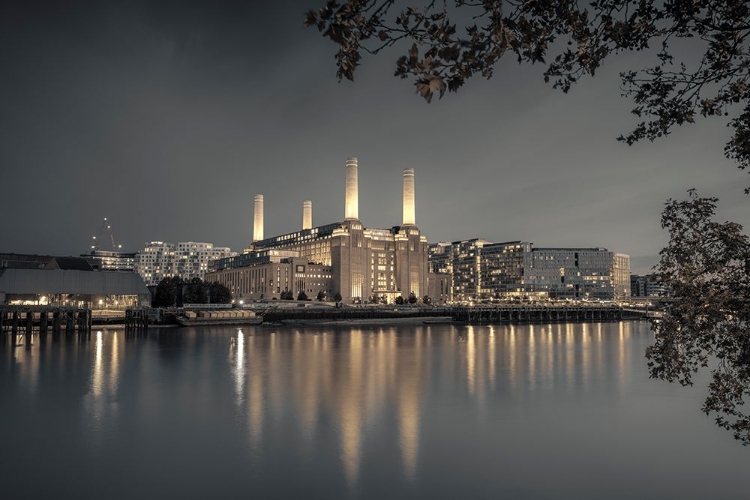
top-left (1, 322), bottom-right (748, 499)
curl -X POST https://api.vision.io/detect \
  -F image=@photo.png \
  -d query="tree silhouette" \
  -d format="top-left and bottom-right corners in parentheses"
top-left (649, 190), bottom-right (750, 445)
top-left (306, 0), bottom-right (750, 186)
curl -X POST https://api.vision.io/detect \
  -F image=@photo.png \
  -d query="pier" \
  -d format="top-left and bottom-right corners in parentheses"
top-left (247, 303), bottom-right (648, 325)
top-left (451, 304), bottom-right (638, 324)
top-left (0, 305), bottom-right (92, 335)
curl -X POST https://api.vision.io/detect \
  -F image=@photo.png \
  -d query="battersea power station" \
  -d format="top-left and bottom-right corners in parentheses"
top-left (205, 158), bottom-right (439, 303)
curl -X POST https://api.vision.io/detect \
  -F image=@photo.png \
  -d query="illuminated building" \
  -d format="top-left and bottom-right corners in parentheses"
top-left (527, 248), bottom-right (631, 299)
top-left (135, 241), bottom-right (236, 286)
top-left (206, 158), bottom-right (431, 303)
top-left (81, 249), bottom-right (137, 272)
top-left (630, 274), bottom-right (669, 297)
top-left (429, 241), bottom-right (630, 301)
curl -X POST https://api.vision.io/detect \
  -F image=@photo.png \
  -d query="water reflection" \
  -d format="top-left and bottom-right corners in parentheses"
top-left (9, 321), bottom-right (742, 500)
top-left (84, 330), bottom-right (121, 448)
top-left (216, 322), bottom-right (645, 487)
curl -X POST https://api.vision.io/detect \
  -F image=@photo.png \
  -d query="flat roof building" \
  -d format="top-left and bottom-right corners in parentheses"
top-left (429, 241), bottom-right (631, 301)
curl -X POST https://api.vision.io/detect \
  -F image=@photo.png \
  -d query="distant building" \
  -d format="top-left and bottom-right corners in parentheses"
top-left (206, 158), bottom-right (432, 303)
top-left (0, 253), bottom-right (55, 270)
top-left (81, 249), bottom-right (136, 272)
top-left (429, 241), bottom-right (630, 301)
top-left (630, 274), bottom-right (668, 297)
top-left (208, 251), bottom-right (334, 300)
top-left (135, 242), bottom-right (236, 286)
top-left (527, 248), bottom-right (631, 300)
top-left (0, 255), bottom-right (150, 306)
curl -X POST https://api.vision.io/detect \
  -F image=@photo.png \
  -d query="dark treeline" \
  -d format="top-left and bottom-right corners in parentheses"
top-left (153, 277), bottom-right (232, 307)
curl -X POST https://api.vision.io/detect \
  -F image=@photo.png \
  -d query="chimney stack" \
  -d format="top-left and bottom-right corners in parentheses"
top-left (403, 168), bottom-right (415, 226)
top-left (345, 157), bottom-right (359, 220)
top-left (253, 194), bottom-right (264, 242)
top-left (302, 200), bottom-right (312, 230)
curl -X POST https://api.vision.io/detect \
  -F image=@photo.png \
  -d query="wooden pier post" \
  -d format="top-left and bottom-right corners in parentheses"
top-left (25, 310), bottom-right (33, 335)
top-left (53, 309), bottom-right (61, 334)
top-left (65, 310), bottom-right (74, 332)
top-left (40, 309), bottom-right (48, 333)
top-left (12, 309), bottom-right (19, 335)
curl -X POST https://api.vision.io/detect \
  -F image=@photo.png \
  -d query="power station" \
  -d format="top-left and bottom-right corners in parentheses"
top-left (205, 157), bottom-right (431, 303)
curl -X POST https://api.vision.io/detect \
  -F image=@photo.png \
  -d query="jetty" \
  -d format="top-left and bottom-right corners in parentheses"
top-left (0, 305), bottom-right (92, 335)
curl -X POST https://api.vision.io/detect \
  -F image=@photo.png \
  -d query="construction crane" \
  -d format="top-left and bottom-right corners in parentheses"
top-left (90, 217), bottom-right (122, 252)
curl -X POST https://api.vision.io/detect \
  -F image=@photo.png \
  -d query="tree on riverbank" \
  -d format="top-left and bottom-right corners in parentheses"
top-left (306, 1), bottom-right (750, 444)
top-left (184, 277), bottom-right (207, 304)
top-left (207, 282), bottom-right (232, 304)
top-left (649, 191), bottom-right (750, 445)
top-left (306, 0), bottom-right (750, 186)
top-left (153, 277), bottom-right (232, 307)
top-left (154, 276), bottom-right (184, 307)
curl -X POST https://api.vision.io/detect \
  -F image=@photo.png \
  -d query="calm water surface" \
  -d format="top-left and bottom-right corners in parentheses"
top-left (1, 322), bottom-right (747, 499)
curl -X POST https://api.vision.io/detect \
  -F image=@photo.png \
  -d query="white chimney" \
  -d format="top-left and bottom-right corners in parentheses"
top-left (253, 194), bottom-right (264, 242)
top-left (303, 200), bottom-right (312, 230)
top-left (345, 157), bottom-right (359, 220)
top-left (403, 168), bottom-right (415, 226)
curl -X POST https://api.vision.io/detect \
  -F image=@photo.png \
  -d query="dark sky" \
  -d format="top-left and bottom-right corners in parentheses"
top-left (1, 0), bottom-right (748, 273)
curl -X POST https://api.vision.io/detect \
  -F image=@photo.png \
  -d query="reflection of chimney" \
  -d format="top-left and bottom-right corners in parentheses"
top-left (253, 194), bottom-right (264, 242)
top-left (345, 157), bottom-right (359, 220)
top-left (303, 200), bottom-right (312, 230)
top-left (403, 168), bottom-right (415, 226)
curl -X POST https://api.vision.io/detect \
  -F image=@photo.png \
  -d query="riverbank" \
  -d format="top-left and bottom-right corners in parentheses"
top-left (268, 316), bottom-right (455, 327)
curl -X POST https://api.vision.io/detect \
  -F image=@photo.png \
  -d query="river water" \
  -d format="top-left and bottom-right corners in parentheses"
top-left (1, 322), bottom-right (747, 499)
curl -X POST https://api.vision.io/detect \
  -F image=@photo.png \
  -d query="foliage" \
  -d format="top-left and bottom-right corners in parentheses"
top-left (184, 277), bottom-right (207, 304)
top-left (306, 0), bottom-right (750, 185)
top-left (395, 295), bottom-right (405, 305)
top-left (370, 293), bottom-right (388, 304)
top-left (154, 276), bottom-right (183, 308)
top-left (208, 282), bottom-right (232, 304)
top-left (334, 292), bottom-right (343, 303)
top-left (298, 290), bottom-right (309, 301)
top-left (648, 190), bottom-right (750, 445)
top-left (408, 291), bottom-right (418, 304)
top-left (317, 290), bottom-right (326, 301)
top-left (155, 277), bottom-right (232, 306)
top-left (422, 295), bottom-right (431, 304)
top-left (281, 290), bottom-right (295, 300)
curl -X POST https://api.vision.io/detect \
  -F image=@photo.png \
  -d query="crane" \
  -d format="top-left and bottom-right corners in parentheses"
top-left (90, 217), bottom-right (122, 252)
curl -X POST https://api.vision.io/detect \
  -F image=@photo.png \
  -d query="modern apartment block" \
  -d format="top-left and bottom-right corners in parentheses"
top-left (527, 248), bottom-right (630, 300)
top-left (429, 240), bottom-right (631, 301)
top-left (135, 241), bottom-right (236, 286)
top-left (630, 274), bottom-right (669, 297)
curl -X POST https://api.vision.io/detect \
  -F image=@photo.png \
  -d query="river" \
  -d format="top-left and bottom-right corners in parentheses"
top-left (1, 321), bottom-right (747, 499)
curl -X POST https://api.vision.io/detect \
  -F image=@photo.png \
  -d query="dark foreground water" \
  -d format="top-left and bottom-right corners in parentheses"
top-left (1, 322), bottom-right (747, 499)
